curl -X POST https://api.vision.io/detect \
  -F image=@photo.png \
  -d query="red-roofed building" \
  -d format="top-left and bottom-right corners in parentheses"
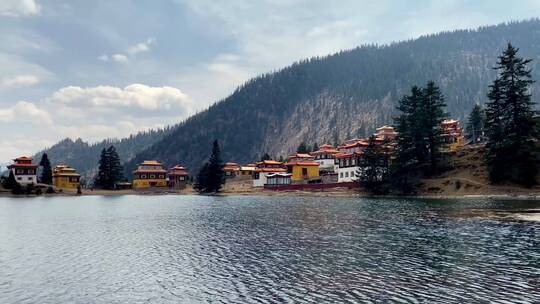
top-left (253, 160), bottom-right (287, 187)
top-left (8, 156), bottom-right (38, 185)
top-left (310, 143), bottom-right (340, 173)
top-left (285, 160), bottom-right (320, 183)
top-left (223, 162), bottom-right (241, 178)
top-left (168, 165), bottom-right (189, 189)
top-left (441, 119), bottom-right (465, 150)
top-left (133, 160), bottom-right (167, 188)
top-left (337, 139), bottom-right (369, 154)
top-left (374, 125), bottom-right (398, 141)
top-left (335, 152), bottom-right (363, 183)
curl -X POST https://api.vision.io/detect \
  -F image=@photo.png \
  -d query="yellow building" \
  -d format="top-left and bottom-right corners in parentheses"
top-left (133, 160), bottom-right (168, 188)
top-left (285, 160), bottom-right (320, 183)
top-left (53, 165), bottom-right (81, 189)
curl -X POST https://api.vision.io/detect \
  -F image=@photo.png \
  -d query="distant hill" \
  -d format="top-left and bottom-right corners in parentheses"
top-left (33, 127), bottom-right (174, 182)
top-left (38, 19), bottom-right (540, 179)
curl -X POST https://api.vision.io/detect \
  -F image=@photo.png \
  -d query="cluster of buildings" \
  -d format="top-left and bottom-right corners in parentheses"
top-left (132, 160), bottom-right (189, 189)
top-left (222, 120), bottom-right (464, 188)
top-left (5, 120), bottom-right (464, 191)
top-left (6, 156), bottom-right (81, 189)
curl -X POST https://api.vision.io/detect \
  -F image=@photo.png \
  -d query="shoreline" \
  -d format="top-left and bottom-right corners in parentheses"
top-left (2, 187), bottom-right (540, 200)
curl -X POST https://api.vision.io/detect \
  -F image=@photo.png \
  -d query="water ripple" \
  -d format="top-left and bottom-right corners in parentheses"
top-left (0, 195), bottom-right (538, 303)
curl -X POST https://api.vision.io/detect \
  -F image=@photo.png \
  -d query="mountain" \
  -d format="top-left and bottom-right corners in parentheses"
top-left (124, 20), bottom-right (540, 175)
top-left (38, 19), bottom-right (540, 179)
top-left (33, 127), bottom-right (174, 182)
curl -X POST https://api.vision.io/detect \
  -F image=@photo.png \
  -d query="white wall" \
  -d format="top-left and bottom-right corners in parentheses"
top-left (11, 169), bottom-right (37, 186)
top-left (337, 166), bottom-right (359, 183)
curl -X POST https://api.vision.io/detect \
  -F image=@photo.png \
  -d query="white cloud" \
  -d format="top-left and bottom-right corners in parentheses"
top-left (0, 0), bottom-right (41, 17)
top-left (111, 54), bottom-right (129, 63)
top-left (100, 38), bottom-right (155, 63)
top-left (0, 84), bottom-right (194, 160)
top-left (48, 84), bottom-right (192, 114)
top-left (127, 38), bottom-right (155, 55)
top-left (0, 101), bottom-right (52, 124)
top-left (0, 75), bottom-right (40, 88)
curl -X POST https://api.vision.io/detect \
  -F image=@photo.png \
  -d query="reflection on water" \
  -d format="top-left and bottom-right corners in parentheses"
top-left (0, 196), bottom-right (538, 303)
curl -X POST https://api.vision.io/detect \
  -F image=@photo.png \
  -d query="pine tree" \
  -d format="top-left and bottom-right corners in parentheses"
top-left (3, 170), bottom-right (18, 190)
top-left (94, 148), bottom-right (110, 189)
top-left (420, 81), bottom-right (448, 173)
top-left (39, 153), bottom-right (53, 184)
top-left (466, 104), bottom-right (486, 143)
top-left (296, 142), bottom-right (309, 153)
top-left (260, 153), bottom-right (271, 161)
top-left (312, 142), bottom-right (319, 152)
top-left (93, 146), bottom-right (124, 189)
top-left (391, 87), bottom-right (423, 193)
top-left (107, 146), bottom-right (124, 188)
top-left (195, 140), bottom-right (225, 193)
top-left (485, 79), bottom-right (507, 182)
top-left (358, 136), bottom-right (389, 194)
top-left (485, 43), bottom-right (538, 186)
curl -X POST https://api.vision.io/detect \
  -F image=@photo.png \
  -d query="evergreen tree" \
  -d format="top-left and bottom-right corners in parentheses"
top-left (391, 87), bottom-right (423, 193)
top-left (296, 142), bottom-right (309, 153)
top-left (94, 148), bottom-right (110, 189)
top-left (260, 153), bottom-right (271, 161)
top-left (278, 155), bottom-right (284, 162)
top-left (466, 104), bottom-right (486, 143)
top-left (485, 43), bottom-right (538, 186)
top-left (357, 136), bottom-right (390, 194)
top-left (3, 170), bottom-right (18, 190)
top-left (39, 153), bottom-right (53, 184)
top-left (195, 140), bottom-right (225, 193)
top-left (94, 146), bottom-right (124, 189)
top-left (420, 81), bottom-right (448, 173)
top-left (107, 146), bottom-right (124, 188)
top-left (332, 130), bottom-right (340, 147)
top-left (312, 142), bottom-right (319, 152)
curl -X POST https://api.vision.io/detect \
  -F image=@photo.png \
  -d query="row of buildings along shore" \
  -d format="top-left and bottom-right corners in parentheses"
top-left (6, 120), bottom-right (465, 190)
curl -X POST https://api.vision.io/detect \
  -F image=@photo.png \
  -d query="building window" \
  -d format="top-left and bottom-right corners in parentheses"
top-left (351, 158), bottom-right (356, 166)
top-left (27, 177), bottom-right (33, 181)
top-left (179, 176), bottom-right (185, 181)
top-left (150, 174), bottom-right (156, 179)
top-left (254, 172), bottom-right (260, 179)
top-left (340, 172), bottom-right (343, 178)
top-left (27, 169), bottom-right (35, 175)
top-left (141, 175), bottom-right (147, 179)
top-left (159, 175), bottom-right (165, 179)
top-left (345, 172), bottom-right (349, 177)
top-left (17, 177), bottom-right (22, 181)
top-left (16, 169), bottom-right (23, 174)
top-left (302, 168), bottom-right (308, 176)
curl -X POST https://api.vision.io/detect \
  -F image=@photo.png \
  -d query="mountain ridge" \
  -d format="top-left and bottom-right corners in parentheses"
top-left (36, 19), bottom-right (540, 179)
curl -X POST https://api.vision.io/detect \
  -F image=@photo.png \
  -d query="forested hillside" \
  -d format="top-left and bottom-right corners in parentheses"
top-left (36, 19), bottom-right (540, 179)
top-left (33, 127), bottom-right (174, 182)
top-left (124, 20), bottom-right (540, 175)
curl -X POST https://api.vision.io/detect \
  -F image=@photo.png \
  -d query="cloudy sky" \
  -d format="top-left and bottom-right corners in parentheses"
top-left (0, 0), bottom-right (539, 161)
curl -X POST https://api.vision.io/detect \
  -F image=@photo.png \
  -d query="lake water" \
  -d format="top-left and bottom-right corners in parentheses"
top-left (0, 195), bottom-right (538, 303)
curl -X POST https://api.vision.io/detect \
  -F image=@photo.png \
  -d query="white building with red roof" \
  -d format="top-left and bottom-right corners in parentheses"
top-left (8, 156), bottom-right (38, 186)
top-left (252, 160), bottom-right (287, 187)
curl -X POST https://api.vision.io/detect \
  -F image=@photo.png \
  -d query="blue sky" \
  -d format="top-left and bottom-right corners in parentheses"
top-left (0, 0), bottom-right (539, 161)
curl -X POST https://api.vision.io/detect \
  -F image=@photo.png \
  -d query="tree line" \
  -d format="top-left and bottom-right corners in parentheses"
top-left (359, 43), bottom-right (538, 194)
